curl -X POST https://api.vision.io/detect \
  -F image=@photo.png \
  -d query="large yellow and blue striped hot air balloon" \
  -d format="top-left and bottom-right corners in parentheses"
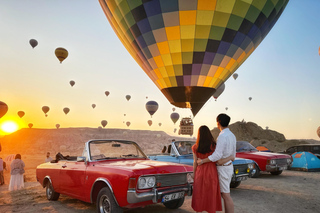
top-left (99, 0), bottom-right (289, 116)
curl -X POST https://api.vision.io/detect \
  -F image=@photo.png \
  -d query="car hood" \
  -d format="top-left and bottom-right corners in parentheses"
top-left (237, 151), bottom-right (291, 159)
top-left (234, 157), bottom-right (255, 164)
top-left (92, 159), bottom-right (192, 175)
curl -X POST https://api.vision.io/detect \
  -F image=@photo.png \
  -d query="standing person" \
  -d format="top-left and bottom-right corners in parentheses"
top-left (197, 114), bottom-right (236, 213)
top-left (191, 125), bottom-right (234, 213)
top-left (0, 157), bottom-right (5, 185)
top-left (9, 154), bottom-right (25, 191)
top-left (45, 152), bottom-right (53, 163)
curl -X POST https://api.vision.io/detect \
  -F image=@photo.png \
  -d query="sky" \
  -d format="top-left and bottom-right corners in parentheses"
top-left (0, 0), bottom-right (320, 140)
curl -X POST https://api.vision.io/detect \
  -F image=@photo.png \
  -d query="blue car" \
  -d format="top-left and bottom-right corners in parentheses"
top-left (148, 140), bottom-right (256, 188)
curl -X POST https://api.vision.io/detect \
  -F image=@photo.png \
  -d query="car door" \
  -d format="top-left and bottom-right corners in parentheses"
top-left (59, 160), bottom-right (87, 200)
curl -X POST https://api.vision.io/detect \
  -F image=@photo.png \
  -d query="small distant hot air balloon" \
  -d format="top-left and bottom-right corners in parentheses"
top-left (146, 101), bottom-right (159, 117)
top-left (63, 107), bottom-right (70, 115)
top-left (225, 107), bottom-right (228, 111)
top-left (317, 126), bottom-right (320, 138)
top-left (105, 91), bottom-right (110, 97)
top-left (101, 120), bottom-right (108, 128)
top-left (124, 114), bottom-right (126, 116)
top-left (42, 106), bottom-right (50, 117)
top-left (125, 95), bottom-right (131, 101)
top-left (92, 104), bottom-right (96, 109)
top-left (158, 123), bottom-right (162, 127)
top-left (29, 39), bottom-right (38, 48)
top-left (126, 121), bottom-right (131, 127)
top-left (17, 111), bottom-right (25, 118)
top-left (70, 80), bottom-right (75, 87)
top-left (147, 120), bottom-right (152, 126)
top-left (213, 83), bottom-right (225, 101)
top-left (170, 112), bottom-right (180, 124)
top-left (28, 123), bottom-right (33, 128)
top-left (55, 47), bottom-right (68, 63)
top-left (249, 97), bottom-right (252, 101)
top-left (0, 101), bottom-right (8, 119)
top-left (56, 124), bottom-right (60, 129)
top-left (174, 128), bottom-right (177, 133)
top-left (146, 96), bottom-right (148, 99)
top-left (233, 73), bottom-right (238, 80)
top-left (172, 108), bottom-right (176, 112)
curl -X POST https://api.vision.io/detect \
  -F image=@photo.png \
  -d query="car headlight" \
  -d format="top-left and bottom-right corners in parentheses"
top-left (287, 158), bottom-right (292, 163)
top-left (269, 159), bottom-right (276, 165)
top-left (248, 163), bottom-right (254, 169)
top-left (187, 173), bottom-right (194, 183)
top-left (138, 176), bottom-right (156, 189)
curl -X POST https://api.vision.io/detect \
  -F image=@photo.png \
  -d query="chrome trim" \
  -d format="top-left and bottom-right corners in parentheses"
top-left (90, 177), bottom-right (119, 206)
top-left (127, 183), bottom-right (192, 204)
top-left (43, 176), bottom-right (52, 188)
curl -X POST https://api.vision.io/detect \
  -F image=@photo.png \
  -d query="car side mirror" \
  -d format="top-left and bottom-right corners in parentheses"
top-left (77, 156), bottom-right (86, 162)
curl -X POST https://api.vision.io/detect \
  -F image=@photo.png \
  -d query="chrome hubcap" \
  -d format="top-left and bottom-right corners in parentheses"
top-left (99, 195), bottom-right (111, 213)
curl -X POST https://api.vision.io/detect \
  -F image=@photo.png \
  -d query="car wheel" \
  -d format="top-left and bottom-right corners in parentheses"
top-left (163, 196), bottom-right (185, 209)
top-left (96, 187), bottom-right (123, 213)
top-left (230, 181), bottom-right (241, 188)
top-left (252, 166), bottom-right (260, 178)
top-left (46, 181), bottom-right (60, 201)
top-left (270, 170), bottom-right (283, 175)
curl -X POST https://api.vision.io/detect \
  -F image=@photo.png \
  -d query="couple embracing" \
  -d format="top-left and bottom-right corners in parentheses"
top-left (191, 113), bottom-right (236, 213)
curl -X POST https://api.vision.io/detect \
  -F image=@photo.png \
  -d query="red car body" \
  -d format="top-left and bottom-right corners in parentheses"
top-left (36, 140), bottom-right (193, 212)
top-left (236, 141), bottom-right (292, 176)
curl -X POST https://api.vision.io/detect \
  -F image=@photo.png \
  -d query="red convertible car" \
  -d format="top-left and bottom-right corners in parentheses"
top-left (236, 141), bottom-right (292, 177)
top-left (36, 140), bottom-right (193, 213)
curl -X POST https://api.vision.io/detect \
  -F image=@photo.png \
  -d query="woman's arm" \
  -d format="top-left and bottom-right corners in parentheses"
top-left (217, 155), bottom-right (235, 165)
top-left (192, 153), bottom-right (197, 179)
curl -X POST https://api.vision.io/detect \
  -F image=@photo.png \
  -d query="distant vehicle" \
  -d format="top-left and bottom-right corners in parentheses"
top-left (282, 144), bottom-right (320, 158)
top-left (236, 141), bottom-right (292, 177)
top-left (36, 140), bottom-right (193, 213)
top-left (148, 141), bottom-right (256, 188)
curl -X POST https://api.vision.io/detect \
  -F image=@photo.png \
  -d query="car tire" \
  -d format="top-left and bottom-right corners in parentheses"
top-left (252, 166), bottom-right (260, 178)
top-left (230, 181), bottom-right (241, 188)
top-left (270, 170), bottom-right (283, 175)
top-left (163, 196), bottom-right (185, 209)
top-left (46, 181), bottom-right (60, 201)
top-left (96, 187), bottom-right (123, 213)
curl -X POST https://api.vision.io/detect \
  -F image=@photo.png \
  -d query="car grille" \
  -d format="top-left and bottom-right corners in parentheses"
top-left (276, 158), bottom-right (288, 165)
top-left (155, 173), bottom-right (187, 187)
top-left (234, 164), bottom-right (248, 175)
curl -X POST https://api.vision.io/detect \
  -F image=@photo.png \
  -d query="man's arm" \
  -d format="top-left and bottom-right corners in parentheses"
top-left (197, 138), bottom-right (225, 165)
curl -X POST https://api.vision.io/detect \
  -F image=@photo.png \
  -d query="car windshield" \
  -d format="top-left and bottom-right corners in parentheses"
top-left (174, 141), bottom-right (195, 155)
top-left (236, 141), bottom-right (258, 152)
top-left (89, 140), bottom-right (147, 161)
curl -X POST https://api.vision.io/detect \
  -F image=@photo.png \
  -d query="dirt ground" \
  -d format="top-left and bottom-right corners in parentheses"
top-left (0, 156), bottom-right (319, 213)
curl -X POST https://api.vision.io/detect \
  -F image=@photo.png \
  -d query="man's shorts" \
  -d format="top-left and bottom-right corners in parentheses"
top-left (217, 164), bottom-right (233, 193)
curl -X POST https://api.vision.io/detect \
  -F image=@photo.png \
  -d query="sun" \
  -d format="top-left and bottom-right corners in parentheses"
top-left (0, 121), bottom-right (19, 134)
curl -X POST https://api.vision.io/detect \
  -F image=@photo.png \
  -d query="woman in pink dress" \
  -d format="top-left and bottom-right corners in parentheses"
top-left (192, 125), bottom-right (234, 213)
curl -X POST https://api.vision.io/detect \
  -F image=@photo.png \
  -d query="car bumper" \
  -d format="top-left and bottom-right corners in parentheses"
top-left (127, 183), bottom-right (193, 204)
top-left (266, 164), bottom-right (289, 172)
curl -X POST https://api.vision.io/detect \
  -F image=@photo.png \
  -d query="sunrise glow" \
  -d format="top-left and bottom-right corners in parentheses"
top-left (0, 121), bottom-right (19, 134)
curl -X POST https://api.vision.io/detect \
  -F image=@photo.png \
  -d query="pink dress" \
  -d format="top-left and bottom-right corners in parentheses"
top-left (192, 144), bottom-right (222, 213)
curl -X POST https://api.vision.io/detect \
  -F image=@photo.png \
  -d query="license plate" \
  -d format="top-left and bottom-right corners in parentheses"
top-left (236, 176), bottom-right (247, 181)
top-left (162, 192), bottom-right (184, 203)
top-left (279, 166), bottom-right (287, 170)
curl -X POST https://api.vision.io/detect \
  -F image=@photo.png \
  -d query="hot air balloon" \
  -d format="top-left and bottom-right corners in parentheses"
top-left (225, 107), bottom-right (228, 111)
top-left (17, 111), bottom-right (25, 118)
top-left (0, 101), bottom-right (8, 119)
top-left (126, 121), bottom-right (131, 127)
top-left (146, 96), bottom-right (148, 99)
top-left (170, 112), bottom-right (180, 124)
top-left (55, 47), bottom-right (68, 63)
top-left (172, 108), bottom-right (176, 112)
top-left (317, 126), bottom-right (320, 138)
top-left (28, 123), bottom-right (33, 128)
top-left (233, 73), bottom-right (238, 80)
top-left (56, 124), bottom-right (60, 129)
top-left (147, 120), bottom-right (152, 126)
top-left (146, 101), bottom-right (159, 117)
top-left (101, 120), bottom-right (108, 128)
top-left (63, 107), bottom-right (70, 115)
top-left (42, 106), bottom-right (50, 116)
top-left (99, 0), bottom-right (289, 116)
top-left (213, 83), bottom-right (225, 101)
top-left (125, 95), bottom-right (131, 101)
top-left (105, 91), bottom-right (110, 97)
top-left (70, 80), bottom-right (75, 87)
top-left (174, 128), bottom-right (177, 133)
top-left (249, 97), bottom-right (252, 101)
top-left (159, 123), bottom-right (162, 127)
top-left (29, 39), bottom-right (38, 48)
top-left (92, 104), bottom-right (96, 109)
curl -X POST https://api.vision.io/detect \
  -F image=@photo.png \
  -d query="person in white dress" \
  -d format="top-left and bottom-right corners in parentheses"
top-left (9, 154), bottom-right (25, 191)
